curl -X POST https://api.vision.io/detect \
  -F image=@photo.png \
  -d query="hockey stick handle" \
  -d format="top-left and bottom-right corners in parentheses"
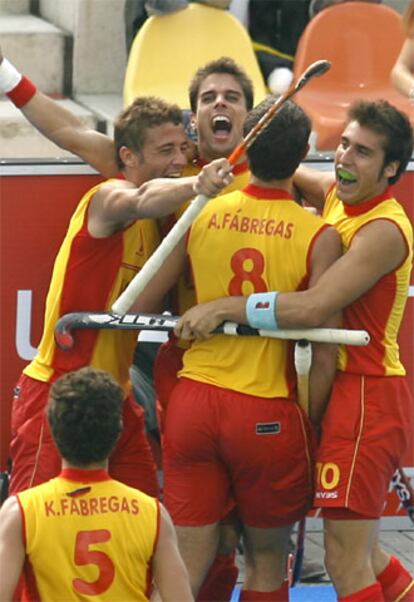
top-left (54, 311), bottom-right (370, 351)
top-left (221, 322), bottom-right (369, 346)
top-left (294, 339), bottom-right (312, 376)
top-left (294, 340), bottom-right (312, 415)
top-left (292, 518), bottom-right (306, 586)
top-left (291, 340), bottom-right (312, 585)
top-left (111, 59), bottom-right (331, 315)
top-left (112, 194), bottom-right (209, 314)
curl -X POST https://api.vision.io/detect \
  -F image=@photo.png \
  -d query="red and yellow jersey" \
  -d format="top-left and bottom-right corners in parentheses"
top-left (323, 186), bottom-right (413, 376)
top-left (164, 159), bottom-right (251, 317)
top-left (17, 468), bottom-right (159, 602)
top-left (180, 183), bottom-right (329, 398)
top-left (24, 180), bottom-right (159, 393)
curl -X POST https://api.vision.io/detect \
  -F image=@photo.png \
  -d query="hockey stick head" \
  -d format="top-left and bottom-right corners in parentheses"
top-left (54, 311), bottom-right (181, 351)
top-left (294, 60), bottom-right (331, 93)
top-left (54, 312), bottom-right (136, 351)
top-left (54, 315), bottom-right (76, 351)
top-left (54, 312), bottom-right (117, 351)
top-left (236, 59), bottom-right (331, 160)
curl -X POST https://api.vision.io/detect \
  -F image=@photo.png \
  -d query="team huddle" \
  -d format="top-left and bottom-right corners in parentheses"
top-left (0, 26), bottom-right (413, 602)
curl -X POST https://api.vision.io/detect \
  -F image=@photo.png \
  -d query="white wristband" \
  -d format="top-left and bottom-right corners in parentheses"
top-left (0, 58), bottom-right (22, 93)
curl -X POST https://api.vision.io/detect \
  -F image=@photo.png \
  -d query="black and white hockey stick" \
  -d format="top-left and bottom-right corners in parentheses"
top-left (54, 311), bottom-right (370, 351)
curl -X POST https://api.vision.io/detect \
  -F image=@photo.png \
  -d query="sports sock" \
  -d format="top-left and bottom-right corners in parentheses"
top-left (338, 582), bottom-right (385, 601)
top-left (239, 580), bottom-right (289, 601)
top-left (376, 556), bottom-right (414, 601)
top-left (197, 553), bottom-right (239, 602)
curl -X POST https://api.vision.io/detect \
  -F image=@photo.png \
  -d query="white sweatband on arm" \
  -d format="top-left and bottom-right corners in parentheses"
top-left (0, 58), bottom-right (22, 93)
top-left (246, 291), bottom-right (279, 330)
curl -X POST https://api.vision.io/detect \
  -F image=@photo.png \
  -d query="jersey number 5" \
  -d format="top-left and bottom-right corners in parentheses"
top-left (73, 529), bottom-right (115, 595)
top-left (228, 248), bottom-right (268, 295)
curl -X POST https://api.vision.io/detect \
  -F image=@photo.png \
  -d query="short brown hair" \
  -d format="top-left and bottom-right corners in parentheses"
top-left (189, 57), bottom-right (254, 112)
top-left (245, 98), bottom-right (311, 180)
top-left (114, 96), bottom-right (183, 169)
top-left (48, 367), bottom-right (124, 466)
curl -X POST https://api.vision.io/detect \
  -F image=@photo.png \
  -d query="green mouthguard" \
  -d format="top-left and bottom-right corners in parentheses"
top-left (337, 168), bottom-right (355, 181)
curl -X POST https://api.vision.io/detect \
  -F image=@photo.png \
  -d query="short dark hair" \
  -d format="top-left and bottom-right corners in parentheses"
top-left (189, 57), bottom-right (254, 112)
top-left (244, 97), bottom-right (311, 180)
top-left (47, 367), bottom-right (123, 466)
top-left (114, 96), bottom-right (183, 169)
top-left (346, 100), bottom-right (413, 185)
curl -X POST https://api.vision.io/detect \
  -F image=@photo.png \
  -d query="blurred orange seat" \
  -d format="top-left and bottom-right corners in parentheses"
top-left (293, 2), bottom-right (414, 151)
top-left (123, 3), bottom-right (267, 109)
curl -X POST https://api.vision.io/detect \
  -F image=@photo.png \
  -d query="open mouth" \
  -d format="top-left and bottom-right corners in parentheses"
top-left (337, 168), bottom-right (357, 186)
top-left (211, 115), bottom-right (232, 137)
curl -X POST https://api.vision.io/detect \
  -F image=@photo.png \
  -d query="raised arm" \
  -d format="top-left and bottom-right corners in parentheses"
top-left (88, 158), bottom-right (233, 236)
top-left (20, 91), bottom-right (118, 177)
top-left (390, 37), bottom-right (414, 102)
top-left (153, 504), bottom-right (194, 602)
top-left (0, 497), bottom-right (25, 602)
top-left (0, 50), bottom-right (118, 178)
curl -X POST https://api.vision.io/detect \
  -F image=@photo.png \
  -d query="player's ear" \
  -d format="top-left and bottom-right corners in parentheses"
top-left (384, 160), bottom-right (398, 180)
top-left (119, 145), bottom-right (139, 168)
top-left (190, 115), bottom-right (198, 143)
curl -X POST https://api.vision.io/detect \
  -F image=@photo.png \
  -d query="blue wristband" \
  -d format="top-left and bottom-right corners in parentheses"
top-left (246, 291), bottom-right (279, 330)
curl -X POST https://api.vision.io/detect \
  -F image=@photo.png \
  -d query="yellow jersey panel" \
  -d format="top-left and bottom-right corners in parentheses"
top-left (18, 469), bottom-right (159, 602)
top-left (180, 184), bottom-right (328, 397)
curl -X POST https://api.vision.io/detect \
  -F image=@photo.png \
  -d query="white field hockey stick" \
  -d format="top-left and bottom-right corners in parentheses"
top-left (291, 340), bottom-right (312, 586)
top-left (294, 339), bottom-right (312, 415)
top-left (54, 311), bottom-right (369, 351)
top-left (111, 59), bottom-right (331, 315)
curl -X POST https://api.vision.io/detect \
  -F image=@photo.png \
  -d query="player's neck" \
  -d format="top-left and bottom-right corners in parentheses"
top-left (197, 145), bottom-right (245, 167)
top-left (62, 459), bottom-right (108, 471)
top-left (250, 174), bottom-right (293, 192)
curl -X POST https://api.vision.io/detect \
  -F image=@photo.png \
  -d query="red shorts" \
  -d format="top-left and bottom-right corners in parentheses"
top-left (315, 372), bottom-right (413, 518)
top-left (9, 374), bottom-right (159, 497)
top-left (153, 337), bottom-right (185, 433)
top-left (153, 337), bottom-right (185, 410)
top-left (163, 378), bottom-right (315, 528)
